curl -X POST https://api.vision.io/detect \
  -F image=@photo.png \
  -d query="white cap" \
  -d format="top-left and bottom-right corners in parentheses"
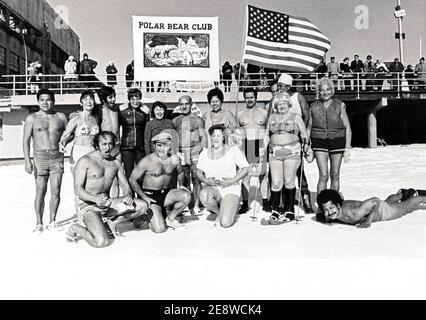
top-left (278, 73), bottom-right (293, 86)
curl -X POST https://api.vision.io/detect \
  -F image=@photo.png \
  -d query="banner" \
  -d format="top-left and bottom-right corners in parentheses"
top-left (133, 16), bottom-right (220, 82)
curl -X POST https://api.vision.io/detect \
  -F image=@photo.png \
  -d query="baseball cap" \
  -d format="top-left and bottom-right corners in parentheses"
top-left (151, 132), bottom-right (172, 143)
top-left (278, 73), bottom-right (293, 86)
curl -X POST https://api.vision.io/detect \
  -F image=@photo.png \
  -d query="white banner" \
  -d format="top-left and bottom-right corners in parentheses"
top-left (133, 16), bottom-right (220, 82)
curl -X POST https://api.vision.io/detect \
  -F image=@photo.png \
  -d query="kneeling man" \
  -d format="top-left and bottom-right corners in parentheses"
top-left (316, 188), bottom-right (426, 228)
top-left (67, 131), bottom-right (162, 248)
top-left (129, 133), bottom-right (191, 229)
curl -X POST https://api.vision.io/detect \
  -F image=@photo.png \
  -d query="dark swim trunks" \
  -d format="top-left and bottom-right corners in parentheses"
top-left (142, 188), bottom-right (171, 218)
top-left (33, 149), bottom-right (64, 176)
top-left (311, 137), bottom-right (346, 153)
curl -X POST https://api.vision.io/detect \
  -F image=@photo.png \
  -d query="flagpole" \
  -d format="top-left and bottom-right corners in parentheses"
top-left (236, 3), bottom-right (249, 116)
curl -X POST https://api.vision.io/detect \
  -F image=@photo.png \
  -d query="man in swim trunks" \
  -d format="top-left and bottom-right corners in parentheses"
top-left (129, 132), bottom-right (191, 229)
top-left (173, 95), bottom-right (207, 214)
top-left (23, 89), bottom-right (68, 233)
top-left (316, 189), bottom-right (426, 228)
top-left (236, 87), bottom-right (270, 213)
top-left (66, 131), bottom-right (158, 248)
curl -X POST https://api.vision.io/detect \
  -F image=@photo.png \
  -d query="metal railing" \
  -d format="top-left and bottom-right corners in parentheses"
top-left (1, 72), bottom-right (425, 99)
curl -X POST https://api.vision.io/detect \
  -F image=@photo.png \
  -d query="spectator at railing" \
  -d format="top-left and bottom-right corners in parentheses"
top-left (374, 59), bottom-right (389, 91)
top-left (315, 58), bottom-right (328, 78)
top-left (389, 58), bottom-right (404, 91)
top-left (340, 57), bottom-right (352, 91)
top-left (64, 56), bottom-right (78, 93)
top-left (404, 64), bottom-right (415, 91)
top-left (246, 63), bottom-right (261, 88)
top-left (106, 61), bottom-right (118, 88)
top-left (415, 57), bottom-right (426, 89)
top-left (364, 55), bottom-right (375, 91)
top-left (234, 63), bottom-right (245, 91)
top-left (79, 53), bottom-right (98, 88)
top-left (350, 54), bottom-right (364, 91)
top-left (27, 60), bottom-right (42, 94)
top-left (221, 61), bottom-right (233, 92)
top-left (125, 60), bottom-right (135, 88)
top-left (326, 57), bottom-right (340, 86)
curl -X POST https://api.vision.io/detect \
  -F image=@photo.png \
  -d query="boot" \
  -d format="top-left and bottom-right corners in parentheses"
top-left (301, 190), bottom-right (315, 214)
top-left (270, 191), bottom-right (281, 213)
top-left (283, 187), bottom-right (296, 221)
top-left (262, 198), bottom-right (272, 213)
top-left (238, 200), bottom-right (249, 214)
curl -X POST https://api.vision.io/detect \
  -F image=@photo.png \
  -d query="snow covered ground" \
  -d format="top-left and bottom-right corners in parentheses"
top-left (1, 144), bottom-right (426, 299)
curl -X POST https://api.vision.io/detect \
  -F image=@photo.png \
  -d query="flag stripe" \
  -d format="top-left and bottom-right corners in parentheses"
top-left (289, 17), bottom-right (322, 31)
top-left (289, 15), bottom-right (310, 23)
top-left (244, 50), bottom-right (319, 67)
top-left (288, 22), bottom-right (321, 34)
top-left (243, 57), bottom-right (313, 72)
top-left (289, 31), bottom-right (331, 45)
top-left (246, 38), bottom-right (327, 56)
top-left (289, 37), bottom-right (331, 51)
top-left (289, 26), bottom-right (331, 43)
top-left (245, 41), bottom-right (324, 60)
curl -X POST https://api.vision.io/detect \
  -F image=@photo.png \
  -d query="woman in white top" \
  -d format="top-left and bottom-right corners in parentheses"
top-left (197, 124), bottom-right (250, 228)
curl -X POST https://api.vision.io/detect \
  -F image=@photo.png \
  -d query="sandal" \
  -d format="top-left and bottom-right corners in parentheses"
top-left (65, 233), bottom-right (78, 243)
top-left (33, 224), bottom-right (43, 234)
top-left (46, 222), bottom-right (64, 231)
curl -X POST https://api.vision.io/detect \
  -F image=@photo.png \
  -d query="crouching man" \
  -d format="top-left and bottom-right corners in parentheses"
top-left (316, 188), bottom-right (426, 228)
top-left (66, 131), bottom-right (164, 248)
top-left (129, 132), bottom-right (191, 229)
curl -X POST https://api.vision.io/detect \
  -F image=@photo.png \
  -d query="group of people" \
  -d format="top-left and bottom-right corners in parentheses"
top-left (64, 53), bottom-right (119, 89)
top-left (23, 71), bottom-right (426, 248)
top-left (321, 54), bottom-right (426, 92)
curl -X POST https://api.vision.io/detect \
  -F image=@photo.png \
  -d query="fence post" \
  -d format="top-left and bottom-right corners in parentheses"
top-left (12, 75), bottom-right (16, 96)
top-left (60, 75), bottom-right (63, 95)
top-left (356, 73), bottom-right (360, 100)
top-left (396, 72), bottom-right (401, 99)
top-left (315, 73), bottom-right (319, 100)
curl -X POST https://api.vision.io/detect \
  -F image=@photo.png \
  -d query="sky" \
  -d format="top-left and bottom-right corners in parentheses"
top-left (46, 0), bottom-right (426, 76)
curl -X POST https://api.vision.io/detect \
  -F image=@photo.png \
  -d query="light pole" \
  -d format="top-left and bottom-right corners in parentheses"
top-left (394, 0), bottom-right (405, 65)
top-left (21, 28), bottom-right (28, 94)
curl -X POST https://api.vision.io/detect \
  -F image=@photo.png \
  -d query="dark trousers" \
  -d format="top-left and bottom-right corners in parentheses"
top-left (121, 148), bottom-right (145, 179)
top-left (296, 162), bottom-right (309, 193)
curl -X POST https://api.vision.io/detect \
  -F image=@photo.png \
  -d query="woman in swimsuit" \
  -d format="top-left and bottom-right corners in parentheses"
top-left (202, 88), bottom-right (240, 146)
top-left (196, 124), bottom-right (250, 228)
top-left (265, 92), bottom-right (312, 223)
top-left (60, 90), bottom-right (99, 171)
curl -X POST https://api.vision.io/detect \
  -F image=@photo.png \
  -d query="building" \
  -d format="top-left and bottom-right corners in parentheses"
top-left (0, 0), bottom-right (80, 159)
top-left (0, 0), bottom-right (79, 78)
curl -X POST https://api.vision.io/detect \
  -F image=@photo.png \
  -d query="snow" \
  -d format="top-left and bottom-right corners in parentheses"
top-left (1, 144), bottom-right (426, 299)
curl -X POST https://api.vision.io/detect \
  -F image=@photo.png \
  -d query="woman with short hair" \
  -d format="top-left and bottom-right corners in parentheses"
top-left (308, 77), bottom-right (352, 197)
top-left (144, 101), bottom-right (178, 155)
top-left (197, 124), bottom-right (250, 228)
top-left (264, 92), bottom-right (311, 224)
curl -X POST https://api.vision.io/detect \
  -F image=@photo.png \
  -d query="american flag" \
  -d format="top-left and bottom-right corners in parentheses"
top-left (243, 5), bottom-right (331, 72)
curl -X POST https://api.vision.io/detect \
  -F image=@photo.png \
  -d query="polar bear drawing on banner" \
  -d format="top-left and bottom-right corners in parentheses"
top-left (146, 40), bottom-right (177, 60)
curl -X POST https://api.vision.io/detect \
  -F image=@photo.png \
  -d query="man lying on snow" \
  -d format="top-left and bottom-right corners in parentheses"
top-left (316, 188), bottom-right (426, 228)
